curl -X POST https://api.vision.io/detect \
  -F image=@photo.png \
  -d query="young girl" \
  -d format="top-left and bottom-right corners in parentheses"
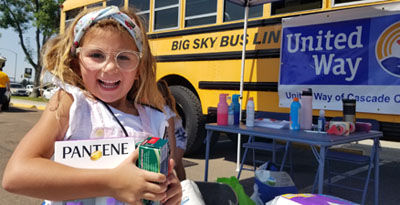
top-left (2, 6), bottom-right (181, 205)
top-left (157, 80), bottom-right (187, 181)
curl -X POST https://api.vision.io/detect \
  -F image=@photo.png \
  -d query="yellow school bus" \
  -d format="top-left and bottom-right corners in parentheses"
top-left (60, 0), bottom-right (400, 155)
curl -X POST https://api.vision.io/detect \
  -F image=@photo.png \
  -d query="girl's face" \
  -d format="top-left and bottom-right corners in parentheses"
top-left (78, 29), bottom-right (139, 109)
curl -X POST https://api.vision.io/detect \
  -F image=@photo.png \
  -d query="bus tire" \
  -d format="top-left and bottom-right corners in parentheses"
top-left (170, 85), bottom-right (205, 156)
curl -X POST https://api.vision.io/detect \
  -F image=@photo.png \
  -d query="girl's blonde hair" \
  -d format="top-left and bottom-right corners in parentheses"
top-left (157, 80), bottom-right (180, 118)
top-left (41, 6), bottom-right (164, 110)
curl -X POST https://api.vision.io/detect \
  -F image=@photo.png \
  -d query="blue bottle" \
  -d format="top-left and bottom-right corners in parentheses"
top-left (228, 97), bottom-right (234, 125)
top-left (232, 94), bottom-right (240, 125)
top-left (290, 97), bottom-right (301, 130)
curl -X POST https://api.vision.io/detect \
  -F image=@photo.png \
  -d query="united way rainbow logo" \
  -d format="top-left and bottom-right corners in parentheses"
top-left (376, 22), bottom-right (400, 77)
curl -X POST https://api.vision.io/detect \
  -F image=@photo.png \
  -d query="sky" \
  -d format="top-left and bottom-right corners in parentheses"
top-left (0, 27), bottom-right (38, 83)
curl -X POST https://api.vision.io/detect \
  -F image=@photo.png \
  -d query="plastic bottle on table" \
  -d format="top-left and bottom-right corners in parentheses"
top-left (300, 88), bottom-right (313, 130)
top-left (318, 109), bottom-right (326, 132)
top-left (290, 97), bottom-right (301, 131)
top-left (217, 93), bottom-right (228, 126)
top-left (228, 96), bottom-right (234, 125)
top-left (246, 97), bottom-right (255, 127)
top-left (232, 94), bottom-right (240, 125)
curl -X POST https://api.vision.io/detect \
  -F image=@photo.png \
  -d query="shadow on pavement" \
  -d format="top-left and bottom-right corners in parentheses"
top-left (4, 106), bottom-right (38, 113)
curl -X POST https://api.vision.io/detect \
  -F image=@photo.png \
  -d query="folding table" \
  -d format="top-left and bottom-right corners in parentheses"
top-left (203, 123), bottom-right (382, 205)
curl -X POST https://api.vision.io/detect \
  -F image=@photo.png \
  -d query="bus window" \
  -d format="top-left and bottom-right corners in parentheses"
top-left (65, 7), bottom-right (83, 28)
top-left (129, 0), bottom-right (150, 31)
top-left (223, 0), bottom-right (263, 22)
top-left (129, 0), bottom-right (149, 11)
top-left (86, 2), bottom-right (103, 9)
top-left (154, 0), bottom-right (180, 31)
top-left (271, 0), bottom-right (322, 15)
top-left (185, 0), bottom-right (217, 27)
top-left (333, 0), bottom-right (382, 6)
top-left (106, 0), bottom-right (124, 7)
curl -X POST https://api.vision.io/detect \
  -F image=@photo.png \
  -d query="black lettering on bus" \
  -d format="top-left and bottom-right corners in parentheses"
top-left (193, 39), bottom-right (200, 49)
top-left (262, 32), bottom-right (269, 44)
top-left (182, 40), bottom-right (190, 50)
top-left (240, 34), bottom-right (249, 46)
top-left (200, 38), bottom-right (209, 48)
top-left (172, 40), bottom-right (190, 50)
top-left (210, 37), bottom-right (217, 48)
top-left (268, 30), bottom-right (280, 43)
top-left (172, 40), bottom-right (179, 50)
top-left (230, 35), bottom-right (240, 46)
top-left (220, 36), bottom-right (229, 47)
top-left (253, 32), bottom-right (261, 45)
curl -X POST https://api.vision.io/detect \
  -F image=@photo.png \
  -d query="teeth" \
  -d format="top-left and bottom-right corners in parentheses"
top-left (101, 83), bottom-right (118, 89)
top-left (99, 79), bottom-right (120, 89)
top-left (101, 80), bottom-right (119, 84)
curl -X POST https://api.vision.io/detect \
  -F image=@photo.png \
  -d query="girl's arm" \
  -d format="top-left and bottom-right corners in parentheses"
top-left (2, 90), bottom-right (168, 203)
top-left (167, 117), bottom-right (177, 163)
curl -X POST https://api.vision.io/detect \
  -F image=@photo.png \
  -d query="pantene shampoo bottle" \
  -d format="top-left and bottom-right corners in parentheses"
top-left (217, 94), bottom-right (228, 126)
top-left (300, 88), bottom-right (313, 130)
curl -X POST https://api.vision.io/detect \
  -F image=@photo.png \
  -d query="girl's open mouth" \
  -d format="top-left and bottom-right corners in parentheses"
top-left (98, 79), bottom-right (120, 89)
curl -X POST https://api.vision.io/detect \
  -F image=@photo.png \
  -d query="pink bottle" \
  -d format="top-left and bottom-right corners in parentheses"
top-left (300, 88), bottom-right (313, 130)
top-left (217, 94), bottom-right (228, 126)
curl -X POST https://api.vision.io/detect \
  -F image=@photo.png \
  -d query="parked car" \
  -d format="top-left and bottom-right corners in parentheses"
top-left (0, 89), bottom-right (11, 110)
top-left (43, 86), bottom-right (58, 100)
top-left (10, 83), bottom-right (28, 96)
top-left (26, 85), bottom-right (33, 95)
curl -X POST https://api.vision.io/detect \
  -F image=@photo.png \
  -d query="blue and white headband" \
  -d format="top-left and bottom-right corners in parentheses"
top-left (72, 6), bottom-right (142, 54)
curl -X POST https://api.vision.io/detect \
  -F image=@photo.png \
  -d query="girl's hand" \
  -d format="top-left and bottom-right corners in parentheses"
top-left (109, 149), bottom-right (168, 204)
top-left (161, 159), bottom-right (182, 205)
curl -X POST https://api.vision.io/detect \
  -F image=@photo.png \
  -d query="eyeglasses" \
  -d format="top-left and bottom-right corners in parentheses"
top-left (76, 47), bottom-right (141, 71)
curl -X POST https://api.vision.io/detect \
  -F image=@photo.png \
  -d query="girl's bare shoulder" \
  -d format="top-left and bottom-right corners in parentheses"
top-left (45, 89), bottom-right (74, 118)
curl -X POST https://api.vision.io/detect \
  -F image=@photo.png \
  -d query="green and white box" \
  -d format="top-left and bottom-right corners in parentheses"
top-left (138, 136), bottom-right (169, 175)
top-left (138, 137), bottom-right (169, 205)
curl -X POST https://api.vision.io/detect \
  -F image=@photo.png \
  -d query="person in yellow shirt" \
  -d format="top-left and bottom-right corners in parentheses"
top-left (0, 56), bottom-right (10, 111)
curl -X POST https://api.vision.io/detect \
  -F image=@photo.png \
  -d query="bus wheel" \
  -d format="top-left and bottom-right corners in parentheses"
top-left (170, 85), bottom-right (205, 155)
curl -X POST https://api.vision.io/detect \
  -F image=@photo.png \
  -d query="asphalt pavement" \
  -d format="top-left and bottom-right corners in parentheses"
top-left (1, 100), bottom-right (400, 204)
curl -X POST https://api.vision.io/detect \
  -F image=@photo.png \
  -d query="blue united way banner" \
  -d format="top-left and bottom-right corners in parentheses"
top-left (279, 2), bottom-right (400, 114)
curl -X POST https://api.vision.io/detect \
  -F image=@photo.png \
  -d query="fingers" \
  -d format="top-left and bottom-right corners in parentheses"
top-left (141, 170), bottom-right (167, 184)
top-left (131, 147), bottom-right (139, 162)
top-left (121, 147), bottom-right (139, 166)
top-left (145, 179), bottom-right (168, 193)
top-left (142, 191), bottom-right (167, 202)
top-left (161, 173), bottom-right (182, 205)
top-left (168, 158), bottom-right (175, 175)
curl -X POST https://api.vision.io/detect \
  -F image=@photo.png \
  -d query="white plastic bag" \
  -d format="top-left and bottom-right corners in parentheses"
top-left (250, 183), bottom-right (264, 205)
top-left (180, 180), bottom-right (206, 205)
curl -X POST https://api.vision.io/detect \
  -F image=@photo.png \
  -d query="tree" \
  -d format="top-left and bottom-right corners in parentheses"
top-left (0, 0), bottom-right (65, 97)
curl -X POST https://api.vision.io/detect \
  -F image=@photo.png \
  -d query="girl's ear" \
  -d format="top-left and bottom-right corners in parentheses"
top-left (71, 58), bottom-right (81, 76)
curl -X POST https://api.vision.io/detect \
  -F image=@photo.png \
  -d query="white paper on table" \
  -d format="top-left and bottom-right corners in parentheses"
top-left (254, 118), bottom-right (290, 129)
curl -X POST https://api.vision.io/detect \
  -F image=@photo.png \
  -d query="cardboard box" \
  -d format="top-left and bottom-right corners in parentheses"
top-left (138, 137), bottom-right (169, 175)
top-left (138, 137), bottom-right (169, 205)
top-left (51, 137), bottom-right (136, 205)
top-left (54, 137), bottom-right (136, 169)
